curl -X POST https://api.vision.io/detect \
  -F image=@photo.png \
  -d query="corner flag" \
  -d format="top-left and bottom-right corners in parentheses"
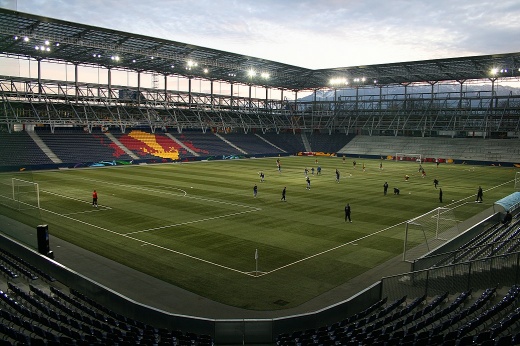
top-left (255, 249), bottom-right (258, 260)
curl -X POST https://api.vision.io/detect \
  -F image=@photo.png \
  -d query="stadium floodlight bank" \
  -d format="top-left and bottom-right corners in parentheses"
top-left (12, 178), bottom-right (40, 210)
top-left (403, 207), bottom-right (459, 262)
top-left (395, 153), bottom-right (422, 163)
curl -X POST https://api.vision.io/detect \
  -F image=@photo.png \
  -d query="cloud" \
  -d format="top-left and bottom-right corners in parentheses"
top-left (5, 0), bottom-right (520, 68)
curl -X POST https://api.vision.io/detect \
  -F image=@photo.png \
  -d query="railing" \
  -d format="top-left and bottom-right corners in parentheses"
top-left (382, 251), bottom-right (520, 301)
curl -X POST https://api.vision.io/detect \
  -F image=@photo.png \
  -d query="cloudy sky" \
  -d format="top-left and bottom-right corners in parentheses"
top-left (1, 0), bottom-right (520, 69)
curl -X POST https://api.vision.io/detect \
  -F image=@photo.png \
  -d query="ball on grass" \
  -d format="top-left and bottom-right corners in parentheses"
top-left (190, 187), bottom-right (193, 189)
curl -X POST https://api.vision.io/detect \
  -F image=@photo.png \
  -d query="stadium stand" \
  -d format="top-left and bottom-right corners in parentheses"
top-left (419, 211), bottom-right (520, 268)
top-left (0, 246), bottom-right (214, 345)
top-left (339, 136), bottom-right (520, 163)
top-left (306, 132), bottom-right (355, 153)
top-left (175, 131), bottom-right (238, 156)
top-left (275, 285), bottom-right (520, 346)
top-left (219, 133), bottom-right (283, 155)
top-left (0, 132), bottom-right (53, 166)
top-left (110, 129), bottom-right (189, 160)
top-left (35, 127), bottom-right (134, 163)
top-left (260, 133), bottom-right (306, 154)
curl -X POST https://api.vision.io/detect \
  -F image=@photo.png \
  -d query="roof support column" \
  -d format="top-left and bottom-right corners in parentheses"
top-left (137, 71), bottom-right (141, 105)
top-left (210, 80), bottom-right (214, 106)
top-left (230, 83), bottom-right (234, 109)
top-left (458, 80), bottom-right (465, 108)
top-left (37, 58), bottom-right (42, 96)
top-left (248, 84), bottom-right (252, 111)
top-left (188, 77), bottom-right (192, 107)
top-left (487, 77), bottom-right (498, 138)
top-left (265, 87), bottom-right (268, 110)
top-left (108, 67), bottom-right (112, 101)
top-left (164, 74), bottom-right (168, 105)
top-left (74, 63), bottom-right (79, 104)
top-left (379, 85), bottom-right (382, 116)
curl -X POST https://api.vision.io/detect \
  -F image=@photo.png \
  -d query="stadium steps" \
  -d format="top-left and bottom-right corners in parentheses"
top-left (301, 132), bottom-right (311, 152)
top-left (255, 133), bottom-right (287, 153)
top-left (165, 132), bottom-right (200, 156)
top-left (104, 132), bottom-right (140, 160)
top-left (26, 130), bottom-right (62, 163)
top-left (214, 132), bottom-right (247, 154)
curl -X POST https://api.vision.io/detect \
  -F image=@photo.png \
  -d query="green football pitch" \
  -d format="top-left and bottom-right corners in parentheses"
top-left (0, 156), bottom-right (517, 310)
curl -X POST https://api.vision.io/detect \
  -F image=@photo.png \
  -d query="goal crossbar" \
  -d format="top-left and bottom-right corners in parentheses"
top-left (396, 153), bottom-right (422, 163)
top-left (12, 178), bottom-right (40, 209)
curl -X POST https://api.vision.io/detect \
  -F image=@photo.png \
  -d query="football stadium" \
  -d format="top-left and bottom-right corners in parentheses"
top-left (1, 6), bottom-right (520, 346)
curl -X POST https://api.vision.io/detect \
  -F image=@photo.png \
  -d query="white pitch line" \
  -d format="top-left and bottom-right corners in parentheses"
top-left (69, 176), bottom-right (188, 197)
top-left (74, 176), bottom-right (259, 210)
top-left (255, 178), bottom-right (517, 277)
top-left (33, 204), bottom-right (253, 276)
top-left (256, 220), bottom-right (411, 277)
top-left (41, 189), bottom-right (112, 210)
top-left (126, 209), bottom-right (259, 235)
top-left (61, 209), bottom-right (109, 216)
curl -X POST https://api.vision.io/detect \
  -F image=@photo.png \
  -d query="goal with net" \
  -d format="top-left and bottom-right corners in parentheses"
top-left (12, 178), bottom-right (40, 210)
top-left (395, 153), bottom-right (422, 163)
top-left (403, 207), bottom-right (460, 262)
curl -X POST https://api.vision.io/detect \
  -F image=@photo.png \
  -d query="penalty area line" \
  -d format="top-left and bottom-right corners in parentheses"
top-left (36, 205), bottom-right (252, 276)
top-left (126, 209), bottom-right (261, 235)
top-left (257, 220), bottom-right (410, 277)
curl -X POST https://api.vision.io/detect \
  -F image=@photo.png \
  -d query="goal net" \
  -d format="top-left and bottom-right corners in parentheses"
top-left (515, 172), bottom-right (520, 191)
top-left (396, 153), bottom-right (422, 163)
top-left (12, 178), bottom-right (40, 210)
top-left (403, 207), bottom-right (460, 262)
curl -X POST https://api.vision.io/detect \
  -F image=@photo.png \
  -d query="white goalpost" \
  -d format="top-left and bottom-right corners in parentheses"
top-left (403, 207), bottom-right (460, 262)
top-left (395, 153), bottom-right (422, 163)
top-left (12, 178), bottom-right (40, 210)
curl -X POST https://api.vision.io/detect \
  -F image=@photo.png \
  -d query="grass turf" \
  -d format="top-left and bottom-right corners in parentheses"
top-left (0, 156), bottom-right (517, 310)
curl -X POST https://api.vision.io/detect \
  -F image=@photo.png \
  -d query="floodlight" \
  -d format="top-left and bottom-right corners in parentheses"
top-left (23, 36), bottom-right (29, 42)
top-left (55, 43), bottom-right (60, 46)
top-left (490, 68), bottom-right (498, 75)
top-left (203, 68), bottom-right (209, 74)
top-left (111, 55), bottom-right (120, 61)
top-left (171, 65), bottom-right (175, 68)
top-left (35, 46), bottom-right (39, 50)
top-left (247, 69), bottom-right (256, 77)
top-left (14, 36), bottom-right (18, 40)
top-left (132, 59), bottom-right (136, 63)
top-left (40, 45), bottom-right (45, 50)
top-left (44, 40), bottom-right (49, 45)
top-left (260, 72), bottom-right (270, 79)
top-left (45, 47), bottom-right (50, 52)
top-left (330, 77), bottom-right (347, 85)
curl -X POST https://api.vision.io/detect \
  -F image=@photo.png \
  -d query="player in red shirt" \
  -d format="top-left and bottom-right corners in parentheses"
top-left (92, 190), bottom-right (98, 207)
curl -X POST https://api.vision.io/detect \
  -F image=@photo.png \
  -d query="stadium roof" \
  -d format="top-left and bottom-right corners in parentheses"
top-left (1, 7), bottom-right (520, 91)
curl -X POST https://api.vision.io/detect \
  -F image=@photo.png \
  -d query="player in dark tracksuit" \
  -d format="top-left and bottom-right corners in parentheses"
top-left (345, 204), bottom-right (351, 222)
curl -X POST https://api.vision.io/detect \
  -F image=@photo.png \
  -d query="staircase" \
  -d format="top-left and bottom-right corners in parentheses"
top-left (26, 131), bottom-right (62, 163)
top-left (301, 132), bottom-right (312, 152)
